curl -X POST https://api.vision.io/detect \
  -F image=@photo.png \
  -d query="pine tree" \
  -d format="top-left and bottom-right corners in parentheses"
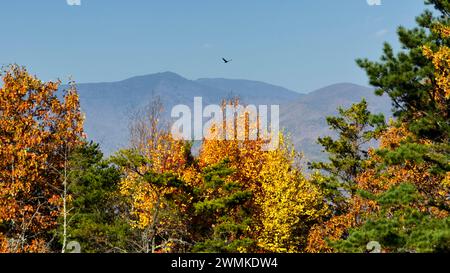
top-left (192, 160), bottom-right (254, 253)
top-left (357, 0), bottom-right (449, 176)
top-left (309, 100), bottom-right (385, 215)
top-left (332, 183), bottom-right (450, 253)
top-left (61, 142), bottom-right (134, 253)
top-left (326, 0), bottom-right (450, 253)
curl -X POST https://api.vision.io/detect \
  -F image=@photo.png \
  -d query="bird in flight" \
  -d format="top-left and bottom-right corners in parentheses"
top-left (222, 58), bottom-right (232, 64)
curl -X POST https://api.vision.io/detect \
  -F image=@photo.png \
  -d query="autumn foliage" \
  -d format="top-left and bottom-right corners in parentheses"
top-left (307, 4), bottom-right (450, 251)
top-left (0, 66), bottom-right (84, 252)
top-left (0, 0), bottom-right (448, 254)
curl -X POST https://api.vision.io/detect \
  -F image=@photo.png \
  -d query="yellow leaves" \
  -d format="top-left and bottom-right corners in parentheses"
top-left (197, 103), bottom-right (328, 252)
top-left (432, 23), bottom-right (450, 38)
top-left (425, 44), bottom-right (450, 100)
top-left (255, 134), bottom-right (326, 253)
top-left (423, 24), bottom-right (450, 102)
top-left (118, 131), bottom-right (190, 231)
top-left (443, 172), bottom-right (450, 188)
top-left (181, 166), bottom-right (202, 188)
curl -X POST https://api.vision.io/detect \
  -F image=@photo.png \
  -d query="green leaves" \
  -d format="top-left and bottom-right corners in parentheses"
top-left (309, 100), bottom-right (386, 213)
top-left (312, 1), bottom-right (449, 253)
top-left (376, 183), bottom-right (422, 206)
top-left (63, 142), bottom-right (132, 253)
top-left (333, 184), bottom-right (450, 253)
top-left (357, 0), bottom-right (449, 144)
top-left (110, 149), bottom-right (149, 171)
top-left (192, 160), bottom-right (254, 253)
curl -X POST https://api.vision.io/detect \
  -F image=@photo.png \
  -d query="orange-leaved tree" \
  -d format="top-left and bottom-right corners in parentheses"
top-left (0, 65), bottom-right (84, 252)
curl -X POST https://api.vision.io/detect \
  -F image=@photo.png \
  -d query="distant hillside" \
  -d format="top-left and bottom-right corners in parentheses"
top-left (196, 78), bottom-right (303, 105)
top-left (280, 83), bottom-right (392, 162)
top-left (70, 72), bottom-right (303, 153)
top-left (67, 73), bottom-right (392, 162)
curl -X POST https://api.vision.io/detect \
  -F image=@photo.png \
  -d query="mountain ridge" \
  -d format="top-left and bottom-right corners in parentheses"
top-left (65, 72), bottom-right (391, 161)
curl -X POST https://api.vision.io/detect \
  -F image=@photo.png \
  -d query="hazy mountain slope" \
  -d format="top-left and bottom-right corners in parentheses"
top-left (74, 72), bottom-right (224, 152)
top-left (69, 73), bottom-right (392, 161)
top-left (280, 83), bottom-right (392, 162)
top-left (196, 78), bottom-right (303, 105)
top-left (71, 72), bottom-right (303, 153)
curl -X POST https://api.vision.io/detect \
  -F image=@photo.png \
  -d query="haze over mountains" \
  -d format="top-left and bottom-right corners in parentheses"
top-left (70, 72), bottom-right (392, 162)
top-left (280, 83), bottom-right (391, 161)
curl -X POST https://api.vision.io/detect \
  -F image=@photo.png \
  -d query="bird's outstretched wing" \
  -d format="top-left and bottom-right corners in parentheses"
top-left (222, 58), bottom-right (228, 63)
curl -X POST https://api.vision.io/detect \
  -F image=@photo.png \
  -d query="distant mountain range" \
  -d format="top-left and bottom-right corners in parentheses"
top-left (280, 83), bottom-right (392, 161)
top-left (68, 72), bottom-right (392, 162)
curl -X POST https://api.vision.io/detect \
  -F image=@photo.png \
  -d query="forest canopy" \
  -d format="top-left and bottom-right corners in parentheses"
top-left (0, 0), bottom-right (448, 253)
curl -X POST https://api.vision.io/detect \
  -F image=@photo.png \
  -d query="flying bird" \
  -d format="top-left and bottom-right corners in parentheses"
top-left (222, 58), bottom-right (232, 64)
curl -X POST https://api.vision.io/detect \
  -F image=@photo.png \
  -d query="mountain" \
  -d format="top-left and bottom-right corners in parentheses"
top-left (71, 72), bottom-right (303, 153)
top-left (280, 83), bottom-right (392, 161)
top-left (69, 73), bottom-right (392, 161)
top-left (196, 78), bottom-right (303, 106)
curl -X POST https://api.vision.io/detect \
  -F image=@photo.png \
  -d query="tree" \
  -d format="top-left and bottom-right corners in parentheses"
top-left (60, 142), bottom-right (134, 253)
top-left (0, 65), bottom-right (84, 252)
top-left (113, 143), bottom-right (193, 253)
top-left (113, 98), bottom-right (195, 253)
top-left (332, 183), bottom-right (450, 253)
top-left (307, 1), bottom-right (449, 253)
top-left (356, 0), bottom-right (449, 176)
top-left (200, 100), bottom-right (325, 252)
top-left (309, 100), bottom-right (385, 215)
top-left (256, 134), bottom-right (326, 253)
top-left (192, 160), bottom-right (254, 253)
top-left (306, 101), bottom-right (384, 253)
top-left (199, 99), bottom-right (267, 195)
top-left (307, 122), bottom-right (449, 253)
top-left (334, 1), bottom-right (450, 252)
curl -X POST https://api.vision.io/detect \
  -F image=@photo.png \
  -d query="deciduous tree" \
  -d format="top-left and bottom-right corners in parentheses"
top-left (0, 65), bottom-right (84, 252)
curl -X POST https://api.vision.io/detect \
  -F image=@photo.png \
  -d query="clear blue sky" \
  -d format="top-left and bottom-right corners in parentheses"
top-left (1, 0), bottom-right (427, 92)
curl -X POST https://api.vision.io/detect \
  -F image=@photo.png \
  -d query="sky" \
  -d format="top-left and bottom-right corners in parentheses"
top-left (0, 0), bottom-right (427, 93)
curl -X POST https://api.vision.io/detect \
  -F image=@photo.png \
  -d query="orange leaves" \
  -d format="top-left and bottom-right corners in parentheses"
top-left (306, 214), bottom-right (354, 253)
top-left (366, 124), bottom-right (447, 198)
top-left (0, 65), bottom-right (84, 252)
top-left (306, 195), bottom-right (379, 253)
top-left (379, 122), bottom-right (410, 150)
top-left (307, 121), bottom-right (449, 252)
top-left (199, 102), bottom-right (267, 192)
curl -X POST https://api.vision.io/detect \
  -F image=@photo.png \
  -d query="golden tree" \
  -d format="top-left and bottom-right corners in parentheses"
top-left (199, 100), bottom-right (325, 252)
top-left (255, 134), bottom-right (326, 252)
top-left (115, 99), bottom-right (194, 253)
